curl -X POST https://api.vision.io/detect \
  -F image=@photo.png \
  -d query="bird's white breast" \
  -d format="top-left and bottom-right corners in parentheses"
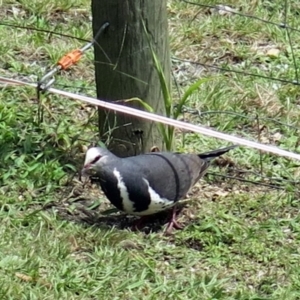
top-left (141, 178), bottom-right (175, 215)
top-left (112, 168), bottom-right (175, 216)
top-left (113, 168), bottom-right (134, 213)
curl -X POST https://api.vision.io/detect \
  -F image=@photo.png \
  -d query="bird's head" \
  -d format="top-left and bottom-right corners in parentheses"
top-left (81, 147), bottom-right (111, 176)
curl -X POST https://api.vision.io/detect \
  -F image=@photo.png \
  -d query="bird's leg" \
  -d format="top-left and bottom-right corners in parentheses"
top-left (165, 206), bottom-right (183, 233)
top-left (131, 216), bottom-right (149, 231)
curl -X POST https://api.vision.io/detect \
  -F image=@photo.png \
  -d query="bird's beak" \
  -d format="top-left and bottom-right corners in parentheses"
top-left (81, 164), bottom-right (90, 177)
top-left (81, 164), bottom-right (97, 177)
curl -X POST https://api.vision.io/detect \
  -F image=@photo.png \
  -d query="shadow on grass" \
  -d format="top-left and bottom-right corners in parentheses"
top-left (48, 200), bottom-right (187, 235)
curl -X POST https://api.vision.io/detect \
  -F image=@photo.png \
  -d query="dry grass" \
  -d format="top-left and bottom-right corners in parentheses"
top-left (1, 0), bottom-right (300, 299)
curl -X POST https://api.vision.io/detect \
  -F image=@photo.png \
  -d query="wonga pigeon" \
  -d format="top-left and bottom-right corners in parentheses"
top-left (81, 145), bottom-right (236, 232)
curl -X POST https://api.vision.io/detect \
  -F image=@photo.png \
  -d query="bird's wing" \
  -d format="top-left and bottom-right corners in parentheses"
top-left (123, 152), bottom-right (207, 202)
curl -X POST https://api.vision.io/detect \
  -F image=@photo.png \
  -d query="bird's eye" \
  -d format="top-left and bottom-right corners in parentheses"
top-left (91, 155), bottom-right (101, 164)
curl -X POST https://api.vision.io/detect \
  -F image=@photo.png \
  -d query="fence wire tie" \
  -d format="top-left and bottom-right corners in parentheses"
top-left (37, 22), bottom-right (109, 92)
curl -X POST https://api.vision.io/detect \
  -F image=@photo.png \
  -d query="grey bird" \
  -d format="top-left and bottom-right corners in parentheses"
top-left (81, 145), bottom-right (236, 232)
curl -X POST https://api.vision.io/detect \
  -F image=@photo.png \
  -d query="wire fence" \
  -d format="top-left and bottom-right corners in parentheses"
top-left (178, 0), bottom-right (300, 84)
top-left (0, 0), bottom-right (300, 195)
top-left (173, 0), bottom-right (300, 192)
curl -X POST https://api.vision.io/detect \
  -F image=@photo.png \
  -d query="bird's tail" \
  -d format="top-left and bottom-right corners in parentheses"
top-left (198, 145), bottom-right (237, 161)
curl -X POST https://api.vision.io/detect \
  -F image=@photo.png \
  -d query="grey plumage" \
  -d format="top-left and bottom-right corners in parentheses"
top-left (82, 145), bottom-right (236, 217)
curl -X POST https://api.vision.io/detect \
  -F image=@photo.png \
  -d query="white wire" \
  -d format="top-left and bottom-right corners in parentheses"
top-left (1, 76), bottom-right (300, 161)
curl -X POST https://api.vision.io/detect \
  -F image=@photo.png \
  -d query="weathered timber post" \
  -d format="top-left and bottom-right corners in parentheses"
top-left (92, 0), bottom-right (170, 157)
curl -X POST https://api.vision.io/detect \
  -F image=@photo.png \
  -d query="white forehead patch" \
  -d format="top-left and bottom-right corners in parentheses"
top-left (84, 147), bottom-right (102, 165)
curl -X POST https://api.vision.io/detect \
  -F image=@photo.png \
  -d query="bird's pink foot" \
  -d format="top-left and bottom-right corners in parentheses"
top-left (131, 216), bottom-right (149, 231)
top-left (165, 207), bottom-right (183, 234)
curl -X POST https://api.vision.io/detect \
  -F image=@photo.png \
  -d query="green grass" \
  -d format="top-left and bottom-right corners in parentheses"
top-left (1, 0), bottom-right (300, 299)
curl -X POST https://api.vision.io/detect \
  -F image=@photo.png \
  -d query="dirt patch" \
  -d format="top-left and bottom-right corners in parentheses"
top-left (176, 237), bottom-right (204, 251)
